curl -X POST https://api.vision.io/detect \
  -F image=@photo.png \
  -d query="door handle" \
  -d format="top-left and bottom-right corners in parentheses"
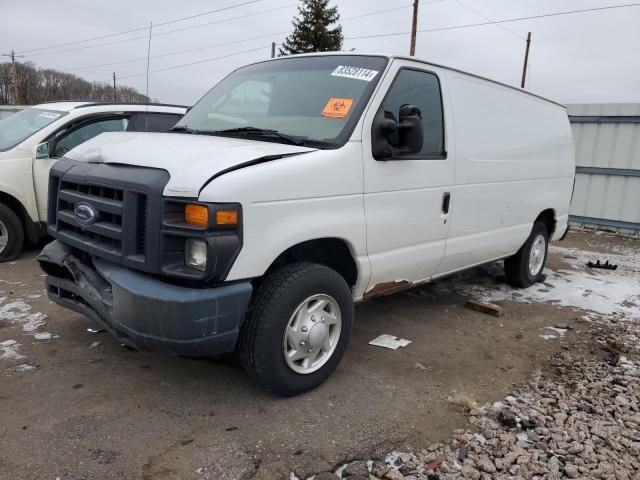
top-left (441, 192), bottom-right (451, 214)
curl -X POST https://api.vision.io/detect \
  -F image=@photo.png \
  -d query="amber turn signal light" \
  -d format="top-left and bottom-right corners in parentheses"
top-left (184, 204), bottom-right (209, 228)
top-left (216, 210), bottom-right (238, 226)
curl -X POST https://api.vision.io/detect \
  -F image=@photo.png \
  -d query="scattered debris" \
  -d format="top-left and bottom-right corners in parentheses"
top-left (87, 328), bottom-right (105, 334)
top-left (464, 299), bottom-right (504, 317)
top-left (369, 334), bottom-right (412, 350)
top-left (448, 392), bottom-right (478, 412)
top-left (89, 341), bottom-right (100, 348)
top-left (497, 409), bottom-right (517, 428)
top-left (586, 259), bottom-right (617, 270)
top-left (603, 351), bottom-right (621, 366)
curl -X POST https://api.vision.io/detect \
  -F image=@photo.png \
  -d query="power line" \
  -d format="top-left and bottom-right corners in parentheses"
top-left (345, 2), bottom-right (640, 41)
top-left (451, 0), bottom-right (524, 40)
top-left (16, 0), bottom-right (263, 55)
top-left (119, 46), bottom-right (268, 79)
top-left (62, 4), bottom-right (429, 74)
top-left (66, 31), bottom-right (290, 74)
top-left (21, 3), bottom-right (296, 59)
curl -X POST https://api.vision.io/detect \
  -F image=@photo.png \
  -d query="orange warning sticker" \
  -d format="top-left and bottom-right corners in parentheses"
top-left (322, 98), bottom-right (353, 119)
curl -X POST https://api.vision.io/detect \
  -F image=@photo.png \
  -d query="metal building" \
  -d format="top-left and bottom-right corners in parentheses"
top-left (567, 103), bottom-right (640, 234)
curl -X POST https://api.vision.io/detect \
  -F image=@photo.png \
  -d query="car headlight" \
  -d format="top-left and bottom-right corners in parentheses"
top-left (185, 238), bottom-right (208, 271)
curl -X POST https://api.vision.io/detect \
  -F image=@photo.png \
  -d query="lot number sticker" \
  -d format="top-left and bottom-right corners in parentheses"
top-left (322, 98), bottom-right (354, 119)
top-left (331, 65), bottom-right (379, 82)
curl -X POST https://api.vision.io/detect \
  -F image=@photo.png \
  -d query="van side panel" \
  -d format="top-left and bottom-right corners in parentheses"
top-left (438, 72), bottom-right (575, 274)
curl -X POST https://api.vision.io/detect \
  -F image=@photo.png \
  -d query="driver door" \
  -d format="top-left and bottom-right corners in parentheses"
top-left (361, 60), bottom-right (455, 294)
top-left (32, 116), bottom-right (130, 221)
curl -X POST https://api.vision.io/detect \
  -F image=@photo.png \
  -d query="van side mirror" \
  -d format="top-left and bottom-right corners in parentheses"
top-left (371, 104), bottom-right (424, 160)
top-left (33, 142), bottom-right (51, 160)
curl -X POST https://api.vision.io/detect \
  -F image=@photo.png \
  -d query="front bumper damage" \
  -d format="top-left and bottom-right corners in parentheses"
top-left (38, 240), bottom-right (252, 356)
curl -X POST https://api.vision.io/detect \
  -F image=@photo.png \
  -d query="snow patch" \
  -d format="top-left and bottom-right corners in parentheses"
top-left (14, 363), bottom-right (36, 372)
top-left (432, 246), bottom-right (640, 322)
top-left (0, 296), bottom-right (55, 339)
top-left (0, 340), bottom-right (25, 361)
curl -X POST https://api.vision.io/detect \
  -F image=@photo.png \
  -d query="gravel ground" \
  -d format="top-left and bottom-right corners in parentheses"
top-left (301, 230), bottom-right (640, 480)
top-left (1, 230), bottom-right (638, 479)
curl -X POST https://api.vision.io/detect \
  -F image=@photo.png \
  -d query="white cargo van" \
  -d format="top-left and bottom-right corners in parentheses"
top-left (38, 53), bottom-right (575, 396)
top-left (0, 102), bottom-right (186, 261)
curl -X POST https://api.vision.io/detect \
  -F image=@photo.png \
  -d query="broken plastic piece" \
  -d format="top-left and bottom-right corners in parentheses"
top-left (369, 334), bottom-right (412, 350)
top-left (586, 260), bottom-right (617, 270)
top-left (86, 328), bottom-right (105, 334)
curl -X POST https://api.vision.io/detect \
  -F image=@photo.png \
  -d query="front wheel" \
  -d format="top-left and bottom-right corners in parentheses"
top-left (0, 203), bottom-right (24, 262)
top-left (504, 222), bottom-right (549, 288)
top-left (238, 262), bottom-right (353, 396)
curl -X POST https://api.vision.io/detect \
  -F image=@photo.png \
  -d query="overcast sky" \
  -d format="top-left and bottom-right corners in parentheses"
top-left (2, 0), bottom-right (639, 106)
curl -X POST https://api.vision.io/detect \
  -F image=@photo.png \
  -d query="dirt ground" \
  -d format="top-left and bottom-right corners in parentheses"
top-left (0, 231), bottom-right (634, 480)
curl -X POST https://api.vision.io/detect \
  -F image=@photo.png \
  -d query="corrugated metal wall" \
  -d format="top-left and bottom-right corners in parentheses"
top-left (567, 103), bottom-right (640, 233)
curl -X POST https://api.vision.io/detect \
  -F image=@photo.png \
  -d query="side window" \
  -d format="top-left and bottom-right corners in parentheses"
top-left (380, 69), bottom-right (445, 157)
top-left (129, 113), bottom-right (183, 132)
top-left (53, 118), bottom-right (129, 158)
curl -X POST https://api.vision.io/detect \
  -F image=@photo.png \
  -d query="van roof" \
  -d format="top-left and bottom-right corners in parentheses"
top-left (263, 52), bottom-right (565, 109)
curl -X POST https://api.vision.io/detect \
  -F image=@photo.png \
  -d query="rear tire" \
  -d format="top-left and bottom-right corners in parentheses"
top-left (0, 203), bottom-right (24, 262)
top-left (504, 222), bottom-right (549, 288)
top-left (238, 262), bottom-right (353, 396)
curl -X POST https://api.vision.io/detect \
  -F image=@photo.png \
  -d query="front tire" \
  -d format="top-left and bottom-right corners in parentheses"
top-left (238, 262), bottom-right (353, 396)
top-left (504, 222), bottom-right (549, 288)
top-left (0, 203), bottom-right (24, 262)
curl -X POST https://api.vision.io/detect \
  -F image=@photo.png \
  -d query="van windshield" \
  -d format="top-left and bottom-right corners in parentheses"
top-left (174, 55), bottom-right (388, 148)
top-left (0, 108), bottom-right (67, 152)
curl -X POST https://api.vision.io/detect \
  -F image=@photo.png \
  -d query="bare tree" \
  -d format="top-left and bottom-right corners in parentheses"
top-left (0, 61), bottom-right (150, 105)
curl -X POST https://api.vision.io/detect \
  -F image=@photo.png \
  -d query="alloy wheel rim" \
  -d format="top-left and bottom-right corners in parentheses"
top-left (282, 294), bottom-right (342, 374)
top-left (528, 234), bottom-right (546, 276)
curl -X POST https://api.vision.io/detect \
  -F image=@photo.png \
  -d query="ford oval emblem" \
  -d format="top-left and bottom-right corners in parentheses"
top-left (74, 202), bottom-right (99, 226)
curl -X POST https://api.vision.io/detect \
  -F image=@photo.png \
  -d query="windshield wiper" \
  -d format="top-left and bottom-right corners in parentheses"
top-left (214, 127), bottom-right (305, 146)
top-left (170, 125), bottom-right (199, 134)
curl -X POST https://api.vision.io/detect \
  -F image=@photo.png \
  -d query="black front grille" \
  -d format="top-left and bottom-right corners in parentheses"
top-left (57, 180), bottom-right (127, 256)
top-left (48, 159), bottom-right (169, 273)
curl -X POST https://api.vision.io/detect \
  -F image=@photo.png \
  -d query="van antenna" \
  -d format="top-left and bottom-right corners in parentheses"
top-left (145, 21), bottom-right (153, 131)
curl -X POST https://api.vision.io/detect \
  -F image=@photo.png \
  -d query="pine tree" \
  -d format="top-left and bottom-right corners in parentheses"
top-left (279, 0), bottom-right (343, 56)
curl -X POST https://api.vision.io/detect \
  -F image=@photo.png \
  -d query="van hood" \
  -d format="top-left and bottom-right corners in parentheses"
top-left (65, 131), bottom-right (315, 197)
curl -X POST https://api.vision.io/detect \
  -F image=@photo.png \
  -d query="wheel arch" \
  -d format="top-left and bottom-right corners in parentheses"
top-left (262, 237), bottom-right (359, 289)
top-left (535, 208), bottom-right (556, 238)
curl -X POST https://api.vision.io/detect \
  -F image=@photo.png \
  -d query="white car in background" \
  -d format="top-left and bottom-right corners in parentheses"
top-left (0, 102), bottom-right (186, 260)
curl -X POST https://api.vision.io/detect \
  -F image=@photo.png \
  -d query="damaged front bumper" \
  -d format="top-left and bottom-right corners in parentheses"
top-left (38, 240), bottom-right (252, 356)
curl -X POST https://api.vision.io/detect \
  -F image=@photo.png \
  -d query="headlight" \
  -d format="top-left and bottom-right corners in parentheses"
top-left (185, 238), bottom-right (207, 271)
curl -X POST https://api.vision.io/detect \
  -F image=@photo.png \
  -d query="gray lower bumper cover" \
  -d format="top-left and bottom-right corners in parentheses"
top-left (38, 240), bottom-right (252, 356)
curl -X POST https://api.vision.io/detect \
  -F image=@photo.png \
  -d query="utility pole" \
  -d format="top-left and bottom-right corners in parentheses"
top-left (521, 32), bottom-right (532, 89)
top-left (2, 49), bottom-right (24, 104)
top-left (271, 42), bottom-right (276, 59)
top-left (112, 72), bottom-right (117, 102)
top-left (410, 0), bottom-right (419, 56)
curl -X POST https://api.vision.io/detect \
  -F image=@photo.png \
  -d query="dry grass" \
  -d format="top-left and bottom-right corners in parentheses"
top-left (448, 392), bottom-right (478, 412)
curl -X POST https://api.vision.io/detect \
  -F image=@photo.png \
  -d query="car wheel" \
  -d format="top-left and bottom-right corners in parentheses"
top-left (0, 203), bottom-right (24, 262)
top-left (238, 262), bottom-right (353, 396)
top-left (504, 221), bottom-right (549, 288)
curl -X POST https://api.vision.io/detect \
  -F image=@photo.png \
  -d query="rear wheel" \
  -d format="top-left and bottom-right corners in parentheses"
top-left (504, 222), bottom-right (549, 288)
top-left (238, 262), bottom-right (353, 396)
top-left (0, 203), bottom-right (24, 262)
